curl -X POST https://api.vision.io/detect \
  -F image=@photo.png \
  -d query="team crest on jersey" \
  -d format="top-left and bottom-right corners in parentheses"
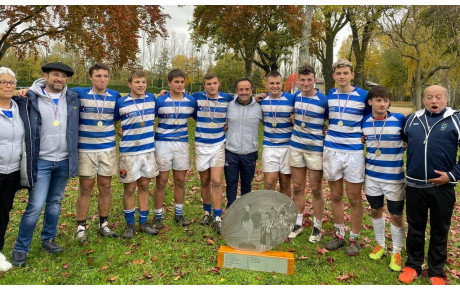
top-left (441, 122), bottom-right (448, 131)
top-left (119, 169), bottom-right (127, 179)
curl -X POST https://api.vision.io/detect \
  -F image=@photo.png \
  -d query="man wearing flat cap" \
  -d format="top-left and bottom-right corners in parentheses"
top-left (11, 62), bottom-right (80, 267)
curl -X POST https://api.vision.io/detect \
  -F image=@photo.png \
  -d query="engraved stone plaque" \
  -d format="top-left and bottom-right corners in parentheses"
top-left (221, 190), bottom-right (296, 252)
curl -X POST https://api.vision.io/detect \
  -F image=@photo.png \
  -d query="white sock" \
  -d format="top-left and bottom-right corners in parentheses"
top-left (391, 223), bottom-right (405, 254)
top-left (334, 223), bottom-right (345, 237)
top-left (372, 217), bottom-right (386, 248)
top-left (175, 204), bottom-right (184, 216)
top-left (154, 208), bottom-right (163, 219)
top-left (313, 216), bottom-right (322, 230)
top-left (296, 214), bottom-right (303, 226)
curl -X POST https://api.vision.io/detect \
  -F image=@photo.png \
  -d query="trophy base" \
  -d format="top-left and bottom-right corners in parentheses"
top-left (217, 245), bottom-right (294, 274)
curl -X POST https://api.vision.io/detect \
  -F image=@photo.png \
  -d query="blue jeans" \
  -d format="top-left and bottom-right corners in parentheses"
top-left (14, 158), bottom-right (70, 254)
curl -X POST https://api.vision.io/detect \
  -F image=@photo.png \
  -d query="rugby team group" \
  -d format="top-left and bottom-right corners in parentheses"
top-left (0, 59), bottom-right (458, 285)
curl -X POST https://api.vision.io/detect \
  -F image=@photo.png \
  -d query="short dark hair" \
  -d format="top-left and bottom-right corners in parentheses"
top-left (266, 71), bottom-right (281, 79)
top-left (367, 86), bottom-right (391, 100)
top-left (89, 62), bottom-right (110, 77)
top-left (235, 77), bottom-right (252, 90)
top-left (298, 65), bottom-right (316, 78)
top-left (128, 70), bottom-right (147, 83)
top-left (204, 72), bottom-right (218, 81)
top-left (168, 69), bottom-right (186, 82)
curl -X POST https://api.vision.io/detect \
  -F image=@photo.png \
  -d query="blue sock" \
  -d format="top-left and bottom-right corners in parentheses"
top-left (123, 208), bottom-right (136, 225)
top-left (213, 208), bottom-right (222, 219)
top-left (203, 203), bottom-right (212, 214)
top-left (175, 204), bottom-right (183, 216)
top-left (138, 209), bottom-right (149, 225)
top-left (154, 208), bottom-right (163, 219)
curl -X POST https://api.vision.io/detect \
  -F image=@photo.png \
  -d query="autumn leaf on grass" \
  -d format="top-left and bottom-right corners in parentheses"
top-left (335, 272), bottom-right (355, 282)
top-left (206, 238), bottom-right (215, 245)
top-left (208, 267), bottom-right (220, 274)
top-left (87, 257), bottom-right (93, 266)
top-left (133, 258), bottom-right (144, 265)
top-left (174, 275), bottom-right (181, 281)
top-left (298, 255), bottom-right (309, 260)
top-left (256, 276), bottom-right (262, 281)
top-left (316, 245), bottom-right (328, 255)
top-left (151, 257), bottom-right (158, 262)
top-left (101, 265), bottom-right (108, 271)
top-left (326, 256), bottom-right (334, 264)
top-left (62, 263), bottom-right (70, 269)
top-left (62, 272), bottom-right (69, 278)
top-left (86, 249), bottom-right (94, 255)
top-left (143, 269), bottom-right (153, 279)
top-left (449, 268), bottom-right (460, 279)
top-left (107, 276), bottom-right (118, 283)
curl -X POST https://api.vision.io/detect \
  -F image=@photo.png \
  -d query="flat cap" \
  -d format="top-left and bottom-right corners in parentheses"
top-left (41, 62), bottom-right (74, 77)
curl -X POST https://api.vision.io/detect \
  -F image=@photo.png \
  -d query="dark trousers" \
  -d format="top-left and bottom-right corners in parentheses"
top-left (0, 171), bottom-right (20, 251)
top-left (224, 150), bottom-right (258, 208)
top-left (405, 185), bottom-right (456, 277)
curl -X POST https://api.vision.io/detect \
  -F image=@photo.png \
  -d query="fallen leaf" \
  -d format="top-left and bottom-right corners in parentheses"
top-left (62, 272), bottom-right (69, 278)
top-left (143, 269), bottom-right (152, 279)
top-left (208, 267), bottom-right (220, 273)
top-left (86, 249), bottom-right (94, 255)
top-left (336, 272), bottom-right (355, 282)
top-left (298, 255), bottom-right (309, 260)
top-left (174, 275), bottom-right (181, 280)
top-left (101, 265), bottom-right (108, 271)
top-left (62, 263), bottom-right (70, 269)
top-left (180, 254), bottom-right (187, 258)
top-left (256, 276), bottom-right (261, 280)
top-left (151, 257), bottom-right (158, 262)
top-left (326, 256), bottom-right (334, 264)
top-left (133, 258), bottom-right (144, 265)
top-left (206, 238), bottom-right (215, 245)
top-left (107, 276), bottom-right (118, 283)
top-left (288, 248), bottom-right (296, 253)
top-left (87, 258), bottom-right (93, 266)
top-left (316, 246), bottom-right (328, 255)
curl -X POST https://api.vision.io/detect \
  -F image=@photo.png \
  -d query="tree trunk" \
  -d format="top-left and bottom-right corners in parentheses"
top-left (324, 32), bottom-right (335, 93)
top-left (298, 5), bottom-right (314, 67)
top-left (244, 59), bottom-right (253, 78)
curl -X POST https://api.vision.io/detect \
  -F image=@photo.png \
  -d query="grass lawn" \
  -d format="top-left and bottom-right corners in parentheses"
top-left (0, 118), bottom-right (459, 285)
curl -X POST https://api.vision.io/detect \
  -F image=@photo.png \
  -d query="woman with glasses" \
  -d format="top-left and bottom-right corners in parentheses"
top-left (0, 67), bottom-right (24, 272)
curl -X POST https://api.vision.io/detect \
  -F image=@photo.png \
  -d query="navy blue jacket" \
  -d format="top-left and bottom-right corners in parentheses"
top-left (403, 107), bottom-right (460, 186)
top-left (13, 89), bottom-right (80, 187)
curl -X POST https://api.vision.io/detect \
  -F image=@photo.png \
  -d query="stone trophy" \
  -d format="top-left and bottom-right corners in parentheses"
top-left (217, 190), bottom-right (296, 274)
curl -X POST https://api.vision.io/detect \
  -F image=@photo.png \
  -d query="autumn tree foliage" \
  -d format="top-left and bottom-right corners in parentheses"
top-left (190, 5), bottom-right (304, 78)
top-left (0, 5), bottom-right (170, 68)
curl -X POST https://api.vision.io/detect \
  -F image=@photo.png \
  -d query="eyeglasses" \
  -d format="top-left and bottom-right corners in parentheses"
top-left (0, 80), bottom-right (17, 87)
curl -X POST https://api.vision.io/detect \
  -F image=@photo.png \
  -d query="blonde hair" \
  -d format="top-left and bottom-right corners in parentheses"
top-left (332, 60), bottom-right (354, 73)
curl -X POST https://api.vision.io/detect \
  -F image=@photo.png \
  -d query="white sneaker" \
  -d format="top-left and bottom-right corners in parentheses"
top-left (288, 225), bottom-right (303, 239)
top-left (308, 226), bottom-right (322, 243)
top-left (0, 252), bottom-right (13, 272)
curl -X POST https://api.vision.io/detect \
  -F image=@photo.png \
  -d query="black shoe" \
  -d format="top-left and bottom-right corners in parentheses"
top-left (200, 213), bottom-right (212, 226)
top-left (42, 239), bottom-right (63, 253)
top-left (11, 251), bottom-right (27, 267)
top-left (139, 222), bottom-right (159, 235)
top-left (174, 215), bottom-right (190, 226)
top-left (98, 221), bottom-right (118, 237)
top-left (154, 218), bottom-right (163, 230)
top-left (122, 224), bottom-right (135, 239)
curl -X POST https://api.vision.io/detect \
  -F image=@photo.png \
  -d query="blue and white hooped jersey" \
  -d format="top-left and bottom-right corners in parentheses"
top-left (362, 112), bottom-right (406, 183)
top-left (114, 93), bottom-right (156, 156)
top-left (289, 89), bottom-right (328, 155)
top-left (155, 92), bottom-right (196, 142)
top-left (193, 92), bottom-right (234, 146)
top-left (261, 92), bottom-right (295, 147)
top-left (324, 86), bottom-right (368, 152)
top-left (73, 87), bottom-right (120, 152)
